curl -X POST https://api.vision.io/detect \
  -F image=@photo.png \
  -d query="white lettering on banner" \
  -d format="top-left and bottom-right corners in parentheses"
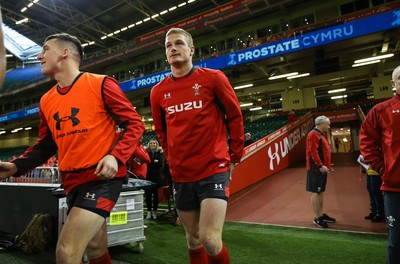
top-left (328, 113), bottom-right (356, 120)
top-left (302, 25), bottom-right (353, 46)
top-left (244, 138), bottom-right (267, 155)
top-left (194, 62), bottom-right (207, 68)
top-left (0, 116), bottom-right (8, 122)
top-left (268, 143), bottom-right (280, 170)
top-left (25, 107), bottom-right (39, 115)
top-left (236, 25), bottom-right (354, 64)
top-left (267, 128), bottom-right (302, 171)
top-left (243, 117), bottom-right (314, 158)
top-left (256, 139), bottom-right (266, 147)
top-left (137, 72), bottom-right (170, 87)
top-left (237, 40), bottom-right (300, 62)
top-left (267, 130), bottom-right (282, 141)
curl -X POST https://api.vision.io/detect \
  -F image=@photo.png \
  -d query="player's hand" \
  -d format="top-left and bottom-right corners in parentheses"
top-left (95, 155), bottom-right (118, 180)
top-left (0, 161), bottom-right (18, 180)
top-left (319, 165), bottom-right (329, 174)
top-left (229, 163), bottom-right (237, 180)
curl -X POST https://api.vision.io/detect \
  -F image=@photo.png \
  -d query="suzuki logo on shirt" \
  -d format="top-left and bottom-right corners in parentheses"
top-left (165, 100), bottom-right (203, 114)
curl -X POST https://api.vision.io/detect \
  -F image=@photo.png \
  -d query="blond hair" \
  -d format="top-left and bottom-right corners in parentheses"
top-left (166, 28), bottom-right (194, 47)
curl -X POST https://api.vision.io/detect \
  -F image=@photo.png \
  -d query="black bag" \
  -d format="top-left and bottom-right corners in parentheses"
top-left (15, 213), bottom-right (53, 253)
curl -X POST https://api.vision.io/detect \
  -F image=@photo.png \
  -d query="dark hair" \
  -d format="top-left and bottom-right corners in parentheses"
top-left (44, 33), bottom-right (83, 61)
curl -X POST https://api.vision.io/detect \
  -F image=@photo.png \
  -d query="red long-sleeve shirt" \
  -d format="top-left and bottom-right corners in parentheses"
top-left (12, 74), bottom-right (144, 194)
top-left (360, 94), bottom-right (400, 192)
top-left (127, 144), bottom-right (150, 179)
top-left (150, 67), bottom-right (244, 183)
top-left (306, 128), bottom-right (332, 171)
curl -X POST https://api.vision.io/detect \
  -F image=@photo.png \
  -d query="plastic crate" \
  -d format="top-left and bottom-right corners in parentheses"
top-left (106, 190), bottom-right (145, 252)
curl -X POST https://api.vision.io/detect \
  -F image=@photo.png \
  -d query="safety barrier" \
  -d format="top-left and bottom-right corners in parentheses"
top-left (0, 166), bottom-right (60, 184)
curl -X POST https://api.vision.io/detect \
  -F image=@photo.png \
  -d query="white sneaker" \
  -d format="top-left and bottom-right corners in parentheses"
top-left (146, 211), bottom-right (152, 220)
top-left (152, 211), bottom-right (157, 219)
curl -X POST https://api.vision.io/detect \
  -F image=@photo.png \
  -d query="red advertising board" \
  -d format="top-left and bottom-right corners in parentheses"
top-left (230, 114), bottom-right (314, 195)
top-left (135, 0), bottom-right (256, 44)
top-left (318, 109), bottom-right (359, 123)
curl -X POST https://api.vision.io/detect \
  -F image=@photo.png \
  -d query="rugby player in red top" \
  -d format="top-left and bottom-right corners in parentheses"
top-left (150, 28), bottom-right (244, 264)
top-left (0, 33), bottom-right (144, 264)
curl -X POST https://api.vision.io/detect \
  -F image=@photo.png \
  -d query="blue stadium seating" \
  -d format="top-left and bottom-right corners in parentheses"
top-left (2, 66), bottom-right (47, 92)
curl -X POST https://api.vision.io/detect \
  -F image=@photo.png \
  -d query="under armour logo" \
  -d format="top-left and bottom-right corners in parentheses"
top-left (387, 215), bottom-right (395, 227)
top-left (392, 109), bottom-right (400, 114)
top-left (214, 184), bottom-right (223, 190)
top-left (192, 83), bottom-right (201, 96)
top-left (164, 93), bottom-right (171, 100)
top-left (267, 143), bottom-right (281, 170)
top-left (85, 192), bottom-right (96, 200)
top-left (53, 107), bottom-right (80, 130)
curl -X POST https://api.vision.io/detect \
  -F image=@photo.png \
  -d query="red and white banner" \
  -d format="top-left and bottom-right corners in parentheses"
top-left (231, 114), bottom-right (314, 195)
top-left (135, 0), bottom-right (256, 44)
top-left (319, 109), bottom-right (359, 123)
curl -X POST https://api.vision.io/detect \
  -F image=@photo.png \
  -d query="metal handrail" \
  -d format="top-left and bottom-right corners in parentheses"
top-left (0, 166), bottom-right (61, 185)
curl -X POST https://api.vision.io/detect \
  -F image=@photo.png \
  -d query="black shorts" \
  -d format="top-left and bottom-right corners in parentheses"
top-left (66, 179), bottom-right (124, 218)
top-left (174, 172), bottom-right (230, 211)
top-left (306, 170), bottom-right (327, 193)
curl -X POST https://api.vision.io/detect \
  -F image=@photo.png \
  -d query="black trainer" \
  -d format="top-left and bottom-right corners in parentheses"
top-left (364, 212), bottom-right (376, 220)
top-left (371, 214), bottom-right (385, 223)
top-left (321, 213), bottom-right (336, 223)
top-left (313, 217), bottom-right (328, 228)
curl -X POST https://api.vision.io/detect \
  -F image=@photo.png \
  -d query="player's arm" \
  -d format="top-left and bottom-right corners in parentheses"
top-left (102, 77), bottom-right (144, 164)
top-left (359, 108), bottom-right (384, 174)
top-left (213, 71), bottom-right (244, 163)
top-left (307, 132), bottom-right (323, 168)
top-left (150, 87), bottom-right (169, 159)
top-left (96, 77), bottom-right (144, 178)
top-left (11, 108), bottom-right (58, 177)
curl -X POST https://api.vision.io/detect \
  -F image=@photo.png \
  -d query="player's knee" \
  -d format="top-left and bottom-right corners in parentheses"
top-left (86, 237), bottom-right (107, 258)
top-left (200, 234), bottom-right (221, 255)
top-left (56, 243), bottom-right (76, 263)
top-left (186, 235), bottom-right (201, 248)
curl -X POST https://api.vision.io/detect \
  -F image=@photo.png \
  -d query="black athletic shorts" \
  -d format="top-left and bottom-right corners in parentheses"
top-left (306, 170), bottom-right (327, 193)
top-left (66, 178), bottom-right (124, 218)
top-left (174, 172), bottom-right (230, 211)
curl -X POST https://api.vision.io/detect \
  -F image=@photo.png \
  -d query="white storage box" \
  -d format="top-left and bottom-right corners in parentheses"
top-left (106, 190), bottom-right (145, 251)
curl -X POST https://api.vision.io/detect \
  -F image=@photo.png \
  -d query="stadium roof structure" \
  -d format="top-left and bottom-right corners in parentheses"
top-left (3, 23), bottom-right (41, 63)
top-left (0, 0), bottom-right (399, 132)
top-left (0, 0), bottom-right (244, 62)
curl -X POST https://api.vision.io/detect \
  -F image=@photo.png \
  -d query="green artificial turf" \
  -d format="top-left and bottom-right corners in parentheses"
top-left (110, 218), bottom-right (386, 264)
top-left (0, 217), bottom-right (386, 264)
